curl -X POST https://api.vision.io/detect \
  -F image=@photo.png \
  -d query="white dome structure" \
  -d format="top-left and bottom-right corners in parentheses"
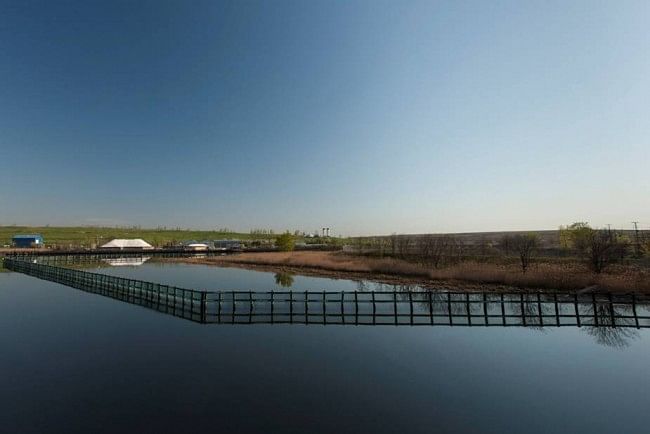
top-left (100, 239), bottom-right (154, 250)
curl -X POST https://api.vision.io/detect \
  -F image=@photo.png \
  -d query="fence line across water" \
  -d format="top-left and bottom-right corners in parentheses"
top-left (4, 256), bottom-right (650, 328)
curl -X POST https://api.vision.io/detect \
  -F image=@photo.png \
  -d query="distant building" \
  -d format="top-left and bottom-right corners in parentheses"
top-left (100, 239), bottom-right (154, 250)
top-left (213, 240), bottom-right (242, 250)
top-left (180, 240), bottom-right (209, 251)
top-left (186, 243), bottom-right (209, 251)
top-left (12, 234), bottom-right (44, 248)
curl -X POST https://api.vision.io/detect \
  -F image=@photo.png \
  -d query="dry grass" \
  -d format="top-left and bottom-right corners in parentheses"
top-left (427, 262), bottom-right (649, 292)
top-left (177, 251), bottom-right (650, 293)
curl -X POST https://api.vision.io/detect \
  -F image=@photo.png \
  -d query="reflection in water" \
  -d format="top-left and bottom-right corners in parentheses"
top-left (102, 256), bottom-right (151, 267)
top-left (585, 325), bottom-right (639, 349)
top-left (274, 272), bottom-right (294, 288)
top-left (5, 256), bottom-right (649, 349)
top-left (582, 302), bottom-right (640, 348)
top-left (355, 280), bottom-right (368, 292)
top-left (397, 290), bottom-right (643, 348)
top-left (55, 282), bottom-right (650, 348)
top-left (4, 259), bottom-right (650, 434)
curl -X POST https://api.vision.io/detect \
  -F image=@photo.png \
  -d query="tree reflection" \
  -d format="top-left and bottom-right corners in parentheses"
top-left (355, 280), bottom-right (370, 292)
top-left (14, 254), bottom-right (648, 348)
top-left (393, 289), bottom-right (643, 347)
top-left (584, 326), bottom-right (639, 349)
top-left (274, 272), bottom-right (294, 288)
top-left (582, 302), bottom-right (640, 349)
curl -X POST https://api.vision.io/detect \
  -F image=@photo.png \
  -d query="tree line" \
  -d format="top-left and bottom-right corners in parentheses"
top-left (352, 222), bottom-right (646, 274)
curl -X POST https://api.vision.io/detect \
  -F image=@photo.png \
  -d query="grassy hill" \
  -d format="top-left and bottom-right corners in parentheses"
top-left (0, 226), bottom-right (274, 248)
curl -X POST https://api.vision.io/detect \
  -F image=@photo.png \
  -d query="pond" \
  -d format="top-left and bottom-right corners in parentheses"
top-left (1, 260), bottom-right (649, 434)
top-left (84, 259), bottom-right (398, 292)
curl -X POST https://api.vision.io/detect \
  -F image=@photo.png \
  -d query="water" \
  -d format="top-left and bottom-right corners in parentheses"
top-left (83, 259), bottom-right (405, 292)
top-left (1, 262), bottom-right (649, 434)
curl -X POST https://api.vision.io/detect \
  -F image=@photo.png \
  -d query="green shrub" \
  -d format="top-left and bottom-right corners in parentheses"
top-left (275, 232), bottom-right (296, 252)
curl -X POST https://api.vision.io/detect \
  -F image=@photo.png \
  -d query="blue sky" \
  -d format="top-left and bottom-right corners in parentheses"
top-left (1, 0), bottom-right (648, 235)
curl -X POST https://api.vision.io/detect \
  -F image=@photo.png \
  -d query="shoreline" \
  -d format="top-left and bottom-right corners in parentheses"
top-left (163, 251), bottom-right (650, 293)
top-left (166, 256), bottom-right (515, 292)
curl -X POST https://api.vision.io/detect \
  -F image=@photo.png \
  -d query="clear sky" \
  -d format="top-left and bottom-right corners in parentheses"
top-left (1, 0), bottom-right (648, 235)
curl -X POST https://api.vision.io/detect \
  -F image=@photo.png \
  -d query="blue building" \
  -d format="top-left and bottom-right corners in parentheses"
top-left (12, 234), bottom-right (44, 248)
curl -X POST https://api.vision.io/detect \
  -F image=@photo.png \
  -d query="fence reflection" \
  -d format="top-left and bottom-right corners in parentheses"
top-left (6, 257), bottom-right (649, 332)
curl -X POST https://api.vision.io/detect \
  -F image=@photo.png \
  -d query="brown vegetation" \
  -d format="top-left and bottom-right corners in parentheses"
top-left (172, 251), bottom-right (650, 293)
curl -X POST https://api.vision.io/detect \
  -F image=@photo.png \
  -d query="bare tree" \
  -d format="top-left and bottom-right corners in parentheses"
top-left (563, 223), bottom-right (629, 272)
top-left (371, 237), bottom-right (387, 258)
top-left (417, 234), bottom-right (434, 262)
top-left (417, 234), bottom-right (450, 267)
top-left (354, 237), bottom-right (365, 254)
top-left (478, 236), bottom-right (490, 256)
top-left (434, 236), bottom-right (452, 267)
top-left (513, 233), bottom-right (539, 273)
top-left (417, 235), bottom-right (435, 263)
top-left (499, 234), bottom-right (513, 256)
top-left (396, 235), bottom-right (412, 258)
top-left (390, 234), bottom-right (398, 257)
top-left (584, 230), bottom-right (626, 273)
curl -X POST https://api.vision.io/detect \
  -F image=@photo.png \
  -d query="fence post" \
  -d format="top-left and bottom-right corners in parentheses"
top-left (200, 291), bottom-right (206, 323)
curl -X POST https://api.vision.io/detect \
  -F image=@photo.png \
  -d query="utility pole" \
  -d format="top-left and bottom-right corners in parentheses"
top-left (606, 224), bottom-right (612, 242)
top-left (632, 221), bottom-right (640, 257)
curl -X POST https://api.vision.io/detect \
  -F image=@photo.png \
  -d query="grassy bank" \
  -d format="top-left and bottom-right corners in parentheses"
top-left (174, 251), bottom-right (650, 293)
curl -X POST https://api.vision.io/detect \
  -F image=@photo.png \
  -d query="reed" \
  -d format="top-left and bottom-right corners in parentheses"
top-left (179, 251), bottom-right (650, 292)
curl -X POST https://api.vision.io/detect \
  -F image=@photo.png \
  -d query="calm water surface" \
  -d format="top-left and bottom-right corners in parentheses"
top-left (1, 263), bottom-right (649, 434)
top-left (85, 260), bottom-right (402, 292)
